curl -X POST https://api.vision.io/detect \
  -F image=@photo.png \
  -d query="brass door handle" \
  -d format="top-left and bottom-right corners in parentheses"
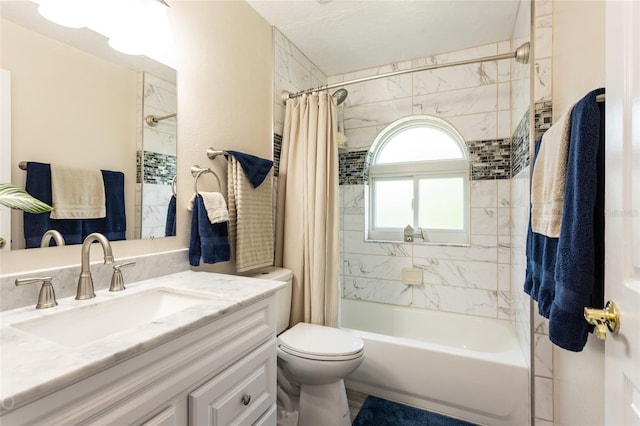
top-left (584, 300), bottom-right (620, 340)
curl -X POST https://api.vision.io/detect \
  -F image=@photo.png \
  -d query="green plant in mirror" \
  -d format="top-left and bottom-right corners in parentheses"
top-left (0, 183), bottom-right (52, 213)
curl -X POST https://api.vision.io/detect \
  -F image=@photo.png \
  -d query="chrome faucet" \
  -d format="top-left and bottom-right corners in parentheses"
top-left (76, 233), bottom-right (114, 300)
top-left (40, 230), bottom-right (65, 248)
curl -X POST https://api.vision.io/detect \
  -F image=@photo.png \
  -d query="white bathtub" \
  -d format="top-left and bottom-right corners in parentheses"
top-left (341, 298), bottom-right (529, 426)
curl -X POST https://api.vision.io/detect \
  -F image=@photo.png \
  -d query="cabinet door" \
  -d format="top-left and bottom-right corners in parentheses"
top-left (141, 406), bottom-right (179, 426)
top-left (253, 405), bottom-right (276, 426)
top-left (189, 340), bottom-right (276, 426)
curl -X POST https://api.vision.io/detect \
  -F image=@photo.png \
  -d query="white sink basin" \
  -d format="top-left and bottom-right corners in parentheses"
top-left (11, 288), bottom-right (212, 347)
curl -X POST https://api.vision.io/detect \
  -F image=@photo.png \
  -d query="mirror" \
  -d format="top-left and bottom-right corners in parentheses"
top-left (0, 1), bottom-right (177, 250)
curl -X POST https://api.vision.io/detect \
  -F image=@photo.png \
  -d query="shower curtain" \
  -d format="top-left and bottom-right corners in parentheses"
top-left (275, 93), bottom-right (339, 327)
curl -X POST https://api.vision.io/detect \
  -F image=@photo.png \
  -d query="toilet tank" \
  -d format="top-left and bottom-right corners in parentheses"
top-left (251, 267), bottom-right (292, 334)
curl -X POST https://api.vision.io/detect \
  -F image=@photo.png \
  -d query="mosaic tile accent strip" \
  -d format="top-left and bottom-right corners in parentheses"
top-left (534, 101), bottom-right (553, 142)
top-left (142, 151), bottom-right (176, 185)
top-left (273, 133), bottom-right (282, 177)
top-left (467, 138), bottom-right (512, 180)
top-left (136, 150), bottom-right (143, 184)
top-left (338, 138), bottom-right (511, 185)
top-left (511, 109), bottom-right (531, 177)
top-left (339, 150), bottom-right (371, 185)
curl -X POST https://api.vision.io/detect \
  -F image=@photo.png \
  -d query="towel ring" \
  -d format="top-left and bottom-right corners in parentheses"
top-left (190, 165), bottom-right (221, 194)
top-left (171, 175), bottom-right (177, 197)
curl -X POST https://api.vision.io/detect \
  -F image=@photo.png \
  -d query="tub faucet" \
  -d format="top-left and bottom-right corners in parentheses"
top-left (76, 232), bottom-right (114, 300)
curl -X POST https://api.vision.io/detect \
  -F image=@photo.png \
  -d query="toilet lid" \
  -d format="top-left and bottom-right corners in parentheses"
top-left (278, 323), bottom-right (364, 359)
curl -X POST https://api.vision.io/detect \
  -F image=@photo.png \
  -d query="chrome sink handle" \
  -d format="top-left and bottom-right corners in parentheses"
top-left (109, 261), bottom-right (136, 292)
top-left (15, 276), bottom-right (58, 309)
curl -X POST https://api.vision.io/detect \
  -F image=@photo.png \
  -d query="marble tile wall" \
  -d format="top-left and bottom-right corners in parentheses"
top-left (135, 73), bottom-right (177, 240)
top-left (333, 41), bottom-right (519, 321)
top-left (273, 29), bottom-right (327, 137)
top-left (340, 179), bottom-right (512, 320)
top-left (531, 1), bottom-right (554, 424)
top-left (509, 2), bottom-right (533, 404)
top-left (330, 42), bottom-right (513, 153)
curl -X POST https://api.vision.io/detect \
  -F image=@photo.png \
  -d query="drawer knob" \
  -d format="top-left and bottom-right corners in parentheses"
top-left (241, 394), bottom-right (252, 406)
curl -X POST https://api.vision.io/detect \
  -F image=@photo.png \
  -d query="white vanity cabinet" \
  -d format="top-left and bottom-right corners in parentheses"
top-left (0, 296), bottom-right (277, 426)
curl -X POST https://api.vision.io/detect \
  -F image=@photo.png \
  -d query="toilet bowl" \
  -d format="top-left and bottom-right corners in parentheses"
top-left (251, 268), bottom-right (365, 426)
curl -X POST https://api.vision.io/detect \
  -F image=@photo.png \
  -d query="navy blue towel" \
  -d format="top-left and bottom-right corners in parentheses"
top-left (524, 88), bottom-right (605, 352)
top-left (189, 194), bottom-right (231, 266)
top-left (24, 162), bottom-right (82, 247)
top-left (83, 170), bottom-right (126, 241)
top-left (524, 139), bottom-right (559, 317)
top-left (226, 150), bottom-right (273, 188)
top-left (548, 87), bottom-right (605, 352)
top-left (24, 162), bottom-right (126, 248)
top-left (165, 195), bottom-right (177, 237)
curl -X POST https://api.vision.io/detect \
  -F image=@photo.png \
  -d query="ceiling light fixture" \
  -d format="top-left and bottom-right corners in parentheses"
top-left (36, 0), bottom-right (89, 28)
top-left (34, 0), bottom-right (172, 57)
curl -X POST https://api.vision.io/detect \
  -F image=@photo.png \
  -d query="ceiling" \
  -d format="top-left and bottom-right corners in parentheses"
top-left (246, 0), bottom-right (521, 76)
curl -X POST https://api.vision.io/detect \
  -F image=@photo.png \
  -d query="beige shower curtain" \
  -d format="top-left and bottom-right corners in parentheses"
top-left (275, 93), bottom-right (339, 327)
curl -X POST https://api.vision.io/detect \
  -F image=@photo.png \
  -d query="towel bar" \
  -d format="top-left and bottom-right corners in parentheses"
top-left (206, 147), bottom-right (228, 160)
top-left (171, 175), bottom-right (177, 197)
top-left (190, 165), bottom-right (222, 194)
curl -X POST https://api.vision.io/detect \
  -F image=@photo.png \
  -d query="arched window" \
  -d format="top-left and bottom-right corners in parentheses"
top-left (367, 115), bottom-right (470, 244)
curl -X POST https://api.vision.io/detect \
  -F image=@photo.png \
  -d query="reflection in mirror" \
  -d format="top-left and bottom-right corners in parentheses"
top-left (0, 1), bottom-right (176, 250)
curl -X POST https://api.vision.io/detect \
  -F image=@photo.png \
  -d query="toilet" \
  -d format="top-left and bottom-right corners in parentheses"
top-left (251, 268), bottom-right (365, 426)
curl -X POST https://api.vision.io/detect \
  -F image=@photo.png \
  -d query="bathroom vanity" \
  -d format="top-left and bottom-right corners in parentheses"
top-left (0, 271), bottom-right (284, 425)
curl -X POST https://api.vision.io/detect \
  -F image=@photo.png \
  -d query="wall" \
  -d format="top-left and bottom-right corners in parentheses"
top-left (550, 2), bottom-right (605, 426)
top-left (1, 19), bottom-right (138, 248)
top-left (172, 0), bottom-right (273, 276)
top-left (333, 42), bottom-right (516, 321)
top-left (0, 1), bottom-right (273, 297)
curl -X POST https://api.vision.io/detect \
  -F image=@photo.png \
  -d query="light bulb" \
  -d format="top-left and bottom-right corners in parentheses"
top-left (37, 0), bottom-right (87, 28)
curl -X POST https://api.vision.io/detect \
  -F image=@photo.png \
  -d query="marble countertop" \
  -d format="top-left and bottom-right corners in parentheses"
top-left (0, 270), bottom-right (285, 413)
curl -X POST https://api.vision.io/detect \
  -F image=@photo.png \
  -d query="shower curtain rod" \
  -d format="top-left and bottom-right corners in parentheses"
top-left (281, 42), bottom-right (530, 104)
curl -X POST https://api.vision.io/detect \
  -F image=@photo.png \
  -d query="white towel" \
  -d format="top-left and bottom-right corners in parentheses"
top-left (188, 192), bottom-right (229, 224)
top-left (227, 157), bottom-right (274, 272)
top-left (531, 107), bottom-right (573, 238)
top-left (50, 165), bottom-right (106, 219)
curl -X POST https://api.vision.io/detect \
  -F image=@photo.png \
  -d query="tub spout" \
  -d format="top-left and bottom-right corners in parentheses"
top-left (76, 233), bottom-right (114, 300)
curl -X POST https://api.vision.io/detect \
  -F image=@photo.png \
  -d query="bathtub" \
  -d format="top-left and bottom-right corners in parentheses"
top-left (341, 298), bottom-right (529, 426)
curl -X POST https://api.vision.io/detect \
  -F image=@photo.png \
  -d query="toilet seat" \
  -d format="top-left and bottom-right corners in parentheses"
top-left (278, 323), bottom-right (364, 361)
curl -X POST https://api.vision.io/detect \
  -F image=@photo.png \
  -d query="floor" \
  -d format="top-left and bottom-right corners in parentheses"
top-left (346, 388), bottom-right (369, 422)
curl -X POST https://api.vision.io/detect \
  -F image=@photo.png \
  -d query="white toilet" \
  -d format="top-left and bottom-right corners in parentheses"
top-left (251, 268), bottom-right (365, 426)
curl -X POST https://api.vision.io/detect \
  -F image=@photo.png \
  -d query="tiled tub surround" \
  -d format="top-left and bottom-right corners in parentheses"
top-left (338, 104), bottom-right (538, 325)
top-left (340, 179), bottom-right (512, 320)
top-left (331, 42), bottom-right (515, 152)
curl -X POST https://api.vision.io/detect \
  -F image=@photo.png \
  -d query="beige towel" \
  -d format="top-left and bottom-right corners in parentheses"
top-left (531, 107), bottom-right (573, 237)
top-left (50, 165), bottom-right (106, 219)
top-left (188, 192), bottom-right (229, 224)
top-left (228, 157), bottom-right (274, 272)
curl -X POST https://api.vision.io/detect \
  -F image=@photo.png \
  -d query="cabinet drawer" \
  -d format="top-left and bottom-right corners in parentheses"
top-left (189, 340), bottom-right (276, 426)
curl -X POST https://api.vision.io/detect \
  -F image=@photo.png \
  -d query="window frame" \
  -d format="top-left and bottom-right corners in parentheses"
top-left (367, 115), bottom-right (470, 245)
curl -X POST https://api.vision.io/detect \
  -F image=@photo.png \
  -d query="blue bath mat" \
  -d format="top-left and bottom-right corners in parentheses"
top-left (352, 396), bottom-right (478, 426)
